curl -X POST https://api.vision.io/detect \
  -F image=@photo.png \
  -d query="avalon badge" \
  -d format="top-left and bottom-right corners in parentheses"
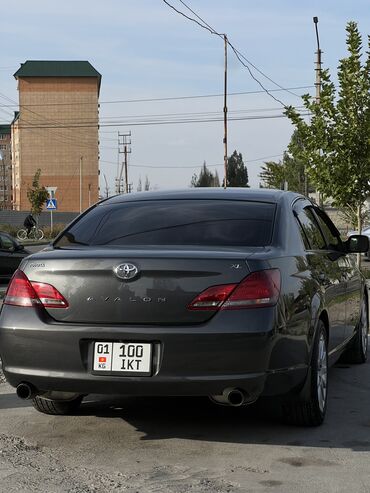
top-left (114, 263), bottom-right (139, 281)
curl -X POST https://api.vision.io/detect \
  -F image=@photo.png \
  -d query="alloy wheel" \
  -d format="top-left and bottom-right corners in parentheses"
top-left (361, 300), bottom-right (368, 358)
top-left (317, 332), bottom-right (328, 413)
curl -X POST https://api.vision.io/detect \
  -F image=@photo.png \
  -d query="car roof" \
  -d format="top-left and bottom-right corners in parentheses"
top-left (99, 188), bottom-right (303, 206)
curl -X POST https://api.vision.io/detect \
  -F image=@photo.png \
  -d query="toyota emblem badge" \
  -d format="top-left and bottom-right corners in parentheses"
top-left (114, 263), bottom-right (139, 281)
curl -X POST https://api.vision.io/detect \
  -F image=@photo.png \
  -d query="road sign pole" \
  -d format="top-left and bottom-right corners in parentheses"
top-left (45, 187), bottom-right (57, 236)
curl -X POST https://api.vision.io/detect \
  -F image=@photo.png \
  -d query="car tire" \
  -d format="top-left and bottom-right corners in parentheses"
top-left (340, 295), bottom-right (368, 364)
top-left (282, 320), bottom-right (328, 427)
top-left (31, 395), bottom-right (83, 415)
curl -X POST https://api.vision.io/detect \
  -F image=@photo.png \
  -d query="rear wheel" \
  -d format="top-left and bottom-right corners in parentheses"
top-left (283, 320), bottom-right (328, 426)
top-left (33, 228), bottom-right (44, 241)
top-left (340, 296), bottom-right (368, 364)
top-left (32, 395), bottom-right (83, 415)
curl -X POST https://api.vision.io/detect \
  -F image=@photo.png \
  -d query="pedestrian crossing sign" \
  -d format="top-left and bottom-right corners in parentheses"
top-left (46, 198), bottom-right (57, 210)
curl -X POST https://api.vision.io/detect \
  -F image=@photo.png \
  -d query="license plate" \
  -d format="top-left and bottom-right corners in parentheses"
top-left (93, 342), bottom-right (152, 375)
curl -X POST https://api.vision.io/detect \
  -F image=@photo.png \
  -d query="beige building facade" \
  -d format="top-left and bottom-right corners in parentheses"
top-left (11, 61), bottom-right (101, 212)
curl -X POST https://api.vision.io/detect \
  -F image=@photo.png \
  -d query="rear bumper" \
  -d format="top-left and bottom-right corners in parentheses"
top-left (0, 306), bottom-right (309, 400)
top-left (3, 367), bottom-right (308, 402)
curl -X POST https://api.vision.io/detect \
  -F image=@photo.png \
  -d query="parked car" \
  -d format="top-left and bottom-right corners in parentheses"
top-left (0, 189), bottom-right (368, 426)
top-left (347, 226), bottom-right (370, 257)
top-left (0, 231), bottom-right (31, 284)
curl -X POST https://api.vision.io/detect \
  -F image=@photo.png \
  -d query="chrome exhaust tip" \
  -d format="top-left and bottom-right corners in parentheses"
top-left (210, 387), bottom-right (248, 407)
top-left (226, 388), bottom-right (246, 407)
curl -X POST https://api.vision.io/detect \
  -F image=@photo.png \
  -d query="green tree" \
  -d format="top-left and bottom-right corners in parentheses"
top-left (225, 150), bottom-right (249, 187)
top-left (260, 132), bottom-right (309, 194)
top-left (27, 168), bottom-right (49, 218)
top-left (285, 21), bottom-right (370, 236)
top-left (190, 161), bottom-right (219, 187)
top-left (260, 159), bottom-right (286, 190)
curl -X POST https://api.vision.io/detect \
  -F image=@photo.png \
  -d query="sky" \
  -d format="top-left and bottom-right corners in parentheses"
top-left (1, 0), bottom-right (369, 194)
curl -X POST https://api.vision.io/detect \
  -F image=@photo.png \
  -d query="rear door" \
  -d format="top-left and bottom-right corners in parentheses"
top-left (293, 202), bottom-right (346, 352)
top-left (314, 208), bottom-right (361, 341)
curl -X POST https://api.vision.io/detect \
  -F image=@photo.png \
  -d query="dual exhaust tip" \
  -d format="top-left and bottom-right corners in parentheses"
top-left (17, 382), bottom-right (248, 407)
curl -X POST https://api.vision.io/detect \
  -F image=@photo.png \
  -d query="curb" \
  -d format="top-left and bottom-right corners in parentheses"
top-left (19, 240), bottom-right (52, 247)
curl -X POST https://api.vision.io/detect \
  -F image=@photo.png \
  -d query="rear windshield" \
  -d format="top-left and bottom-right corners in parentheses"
top-left (55, 199), bottom-right (276, 248)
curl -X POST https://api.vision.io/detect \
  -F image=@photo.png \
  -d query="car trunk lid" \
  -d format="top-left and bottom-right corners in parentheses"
top-left (22, 248), bottom-right (256, 324)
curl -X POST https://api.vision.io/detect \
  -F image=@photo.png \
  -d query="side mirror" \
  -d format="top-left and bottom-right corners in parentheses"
top-left (345, 234), bottom-right (369, 253)
top-left (15, 243), bottom-right (25, 252)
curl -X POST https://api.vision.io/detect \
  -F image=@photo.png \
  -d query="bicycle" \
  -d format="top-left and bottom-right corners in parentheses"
top-left (17, 225), bottom-right (44, 241)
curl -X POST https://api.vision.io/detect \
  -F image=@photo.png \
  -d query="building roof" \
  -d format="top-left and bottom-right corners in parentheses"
top-left (0, 124), bottom-right (11, 134)
top-left (14, 60), bottom-right (101, 93)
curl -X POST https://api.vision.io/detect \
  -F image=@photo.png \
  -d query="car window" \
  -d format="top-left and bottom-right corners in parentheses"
top-left (0, 233), bottom-right (14, 251)
top-left (294, 204), bottom-right (326, 250)
top-left (313, 208), bottom-right (343, 251)
top-left (55, 200), bottom-right (277, 248)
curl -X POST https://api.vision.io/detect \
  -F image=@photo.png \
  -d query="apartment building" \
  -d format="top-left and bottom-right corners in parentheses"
top-left (11, 60), bottom-right (101, 212)
top-left (0, 124), bottom-right (12, 209)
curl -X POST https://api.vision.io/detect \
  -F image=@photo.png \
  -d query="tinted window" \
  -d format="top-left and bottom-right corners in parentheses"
top-left (294, 205), bottom-right (326, 250)
top-left (55, 200), bottom-right (276, 248)
top-left (313, 208), bottom-right (343, 251)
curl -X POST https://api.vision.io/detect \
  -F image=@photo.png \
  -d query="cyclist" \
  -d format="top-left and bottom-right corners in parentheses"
top-left (24, 213), bottom-right (36, 238)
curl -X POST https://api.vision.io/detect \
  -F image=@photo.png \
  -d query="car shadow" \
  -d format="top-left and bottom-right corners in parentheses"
top-left (1, 361), bottom-right (370, 452)
top-left (0, 392), bottom-right (31, 409)
top-left (76, 361), bottom-right (370, 452)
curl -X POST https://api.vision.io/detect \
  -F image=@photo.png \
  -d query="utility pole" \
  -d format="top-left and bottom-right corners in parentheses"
top-left (313, 17), bottom-right (322, 104)
top-left (313, 16), bottom-right (323, 205)
top-left (223, 34), bottom-right (228, 189)
top-left (118, 132), bottom-right (132, 193)
top-left (79, 155), bottom-right (83, 214)
top-left (103, 174), bottom-right (109, 198)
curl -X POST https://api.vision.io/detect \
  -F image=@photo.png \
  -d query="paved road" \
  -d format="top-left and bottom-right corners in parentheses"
top-left (0, 358), bottom-right (370, 493)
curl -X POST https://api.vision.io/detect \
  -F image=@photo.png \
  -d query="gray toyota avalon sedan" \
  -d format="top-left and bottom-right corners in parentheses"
top-left (0, 189), bottom-right (368, 426)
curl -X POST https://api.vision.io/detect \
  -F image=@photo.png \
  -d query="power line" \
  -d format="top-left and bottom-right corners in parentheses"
top-left (0, 86), bottom-right (313, 108)
top-left (162, 0), bottom-right (290, 106)
top-left (21, 105), bottom-right (305, 123)
top-left (17, 111), bottom-right (309, 129)
top-left (100, 153), bottom-right (284, 169)
top-left (177, 0), bottom-right (300, 98)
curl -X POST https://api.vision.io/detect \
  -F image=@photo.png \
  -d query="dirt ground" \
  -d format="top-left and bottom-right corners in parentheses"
top-left (1, 358), bottom-right (370, 493)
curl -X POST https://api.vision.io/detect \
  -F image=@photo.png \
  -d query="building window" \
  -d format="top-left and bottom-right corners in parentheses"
top-left (0, 144), bottom-right (7, 150)
top-left (0, 135), bottom-right (7, 140)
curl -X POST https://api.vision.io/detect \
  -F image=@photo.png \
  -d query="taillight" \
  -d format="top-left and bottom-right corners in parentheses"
top-left (187, 283), bottom-right (237, 310)
top-left (4, 270), bottom-right (69, 308)
top-left (188, 269), bottom-right (280, 311)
